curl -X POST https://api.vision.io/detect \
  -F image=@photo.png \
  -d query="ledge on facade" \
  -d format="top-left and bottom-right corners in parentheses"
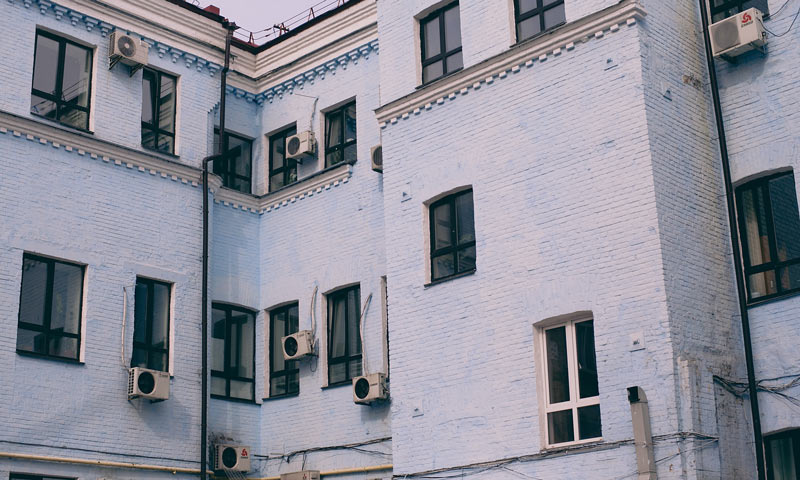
top-left (423, 269), bottom-right (477, 288)
top-left (16, 349), bottom-right (85, 366)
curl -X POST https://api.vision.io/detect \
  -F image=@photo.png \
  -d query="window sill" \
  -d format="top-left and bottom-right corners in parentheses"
top-left (30, 112), bottom-right (93, 136)
top-left (424, 269), bottom-right (476, 288)
top-left (141, 144), bottom-right (180, 161)
top-left (16, 349), bottom-right (84, 365)
top-left (210, 394), bottom-right (260, 405)
top-left (541, 437), bottom-right (604, 453)
top-left (511, 21), bottom-right (566, 49)
top-left (262, 392), bottom-right (299, 402)
top-left (416, 68), bottom-right (463, 90)
top-left (747, 289), bottom-right (800, 308)
top-left (321, 381), bottom-right (353, 390)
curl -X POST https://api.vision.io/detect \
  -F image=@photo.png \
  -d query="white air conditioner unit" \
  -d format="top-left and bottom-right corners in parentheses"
top-left (128, 367), bottom-right (169, 401)
top-left (353, 372), bottom-right (388, 405)
top-left (371, 145), bottom-right (383, 173)
top-left (282, 330), bottom-right (314, 360)
top-left (214, 444), bottom-right (251, 473)
top-left (280, 471), bottom-right (321, 480)
top-left (710, 8), bottom-right (766, 58)
top-left (108, 32), bottom-right (149, 70)
top-left (286, 131), bottom-right (316, 160)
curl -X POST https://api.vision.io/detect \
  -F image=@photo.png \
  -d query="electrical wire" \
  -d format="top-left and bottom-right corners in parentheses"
top-left (760, 1), bottom-right (800, 37)
top-left (231, 0), bottom-right (352, 44)
top-left (254, 437), bottom-right (391, 464)
top-left (770, 0), bottom-right (797, 19)
top-left (359, 292), bottom-right (373, 376)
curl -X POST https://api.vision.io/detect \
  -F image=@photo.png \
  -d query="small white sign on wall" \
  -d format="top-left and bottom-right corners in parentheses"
top-left (630, 331), bottom-right (646, 351)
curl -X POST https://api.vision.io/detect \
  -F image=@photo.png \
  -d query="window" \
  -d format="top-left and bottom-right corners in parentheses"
top-left (324, 102), bottom-right (357, 167)
top-left (141, 68), bottom-right (177, 154)
top-left (429, 189), bottom-right (476, 282)
top-left (17, 253), bottom-right (84, 362)
top-left (514, 0), bottom-right (566, 42)
top-left (420, 3), bottom-right (463, 84)
top-left (11, 474), bottom-right (74, 480)
top-left (540, 318), bottom-right (601, 446)
top-left (767, 430), bottom-right (800, 480)
top-left (211, 303), bottom-right (255, 401)
top-left (131, 277), bottom-right (171, 372)
top-left (327, 285), bottom-right (361, 385)
top-left (711, 0), bottom-right (769, 23)
top-left (269, 303), bottom-right (299, 397)
top-left (30, 30), bottom-right (93, 131)
top-left (269, 125), bottom-right (298, 192)
top-left (213, 129), bottom-right (253, 194)
top-left (736, 172), bottom-right (800, 303)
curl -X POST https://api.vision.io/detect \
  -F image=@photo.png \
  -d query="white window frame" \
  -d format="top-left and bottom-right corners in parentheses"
top-left (538, 316), bottom-right (601, 448)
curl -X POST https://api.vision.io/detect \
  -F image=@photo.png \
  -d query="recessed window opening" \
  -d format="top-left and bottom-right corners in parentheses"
top-left (269, 303), bottom-right (299, 397)
top-left (269, 125), bottom-right (298, 192)
top-left (324, 101), bottom-right (357, 168)
top-left (420, 2), bottom-right (463, 84)
top-left (327, 284), bottom-right (361, 386)
top-left (211, 303), bottom-right (256, 401)
top-left (429, 188), bottom-right (476, 282)
top-left (514, 0), bottom-right (566, 43)
top-left (141, 68), bottom-right (177, 154)
top-left (766, 429), bottom-right (800, 480)
top-left (710, 0), bottom-right (769, 23)
top-left (213, 129), bottom-right (253, 194)
top-left (131, 277), bottom-right (171, 372)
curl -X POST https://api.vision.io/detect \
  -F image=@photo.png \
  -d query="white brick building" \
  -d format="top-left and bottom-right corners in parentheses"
top-left (0, 0), bottom-right (798, 479)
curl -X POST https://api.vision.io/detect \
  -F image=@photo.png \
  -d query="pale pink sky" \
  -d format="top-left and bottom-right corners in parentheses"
top-left (205, 0), bottom-right (331, 39)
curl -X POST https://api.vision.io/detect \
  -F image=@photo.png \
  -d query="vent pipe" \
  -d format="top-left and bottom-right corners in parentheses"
top-left (628, 386), bottom-right (657, 480)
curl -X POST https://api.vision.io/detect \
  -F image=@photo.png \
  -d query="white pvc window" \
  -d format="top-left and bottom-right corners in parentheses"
top-left (540, 318), bottom-right (602, 446)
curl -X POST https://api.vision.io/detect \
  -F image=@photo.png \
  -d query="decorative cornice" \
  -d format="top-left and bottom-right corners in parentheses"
top-left (375, 0), bottom-right (646, 126)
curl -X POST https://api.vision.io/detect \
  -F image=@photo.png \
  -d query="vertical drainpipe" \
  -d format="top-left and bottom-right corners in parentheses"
top-left (201, 19), bottom-right (237, 480)
top-left (696, 1), bottom-right (765, 479)
top-left (628, 387), bottom-right (657, 480)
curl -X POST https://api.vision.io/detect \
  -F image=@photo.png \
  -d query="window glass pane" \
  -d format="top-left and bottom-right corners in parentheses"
top-left (457, 245), bottom-right (476, 273)
top-left (149, 352), bottom-right (167, 372)
top-left (230, 379), bottom-right (253, 400)
top-left (779, 264), bottom-right (800, 293)
top-left (547, 409), bottom-right (574, 444)
top-left (19, 257), bottom-right (48, 327)
top-left (347, 288), bottom-right (361, 355)
top-left (271, 311), bottom-right (286, 373)
top-left (33, 34), bottom-right (60, 94)
top-left (456, 191), bottom-right (475, 243)
top-left (288, 304), bottom-right (299, 333)
top-left (211, 375), bottom-right (226, 396)
top-left (31, 95), bottom-right (57, 118)
top-left (518, 0), bottom-right (537, 14)
top-left (423, 60), bottom-right (444, 84)
top-left (49, 336), bottom-right (78, 359)
top-left (151, 282), bottom-right (170, 350)
top-left (768, 175), bottom-right (800, 262)
top-left (423, 16), bottom-right (441, 60)
top-left (156, 134), bottom-right (174, 154)
top-left (343, 144), bottom-right (357, 164)
top-left (345, 103), bottom-right (357, 143)
top-left (211, 308), bottom-right (226, 372)
top-left (271, 136), bottom-right (285, 171)
top-left (432, 253), bottom-right (455, 280)
top-left (235, 142), bottom-right (252, 177)
top-left (287, 372), bottom-right (299, 395)
top-left (329, 362), bottom-right (346, 384)
top-left (50, 261), bottom-right (82, 335)
top-left (133, 282), bottom-right (148, 344)
top-left (546, 326), bottom-right (570, 404)
top-left (445, 51), bottom-right (463, 73)
top-left (740, 187), bottom-right (771, 266)
top-left (543, 0), bottom-right (563, 6)
top-left (287, 161), bottom-right (297, 184)
top-left (768, 435), bottom-right (797, 480)
top-left (348, 358), bottom-right (362, 379)
top-left (61, 43), bottom-right (91, 108)
top-left (543, 4), bottom-right (566, 29)
top-left (578, 404), bottom-right (602, 440)
top-left (142, 129), bottom-right (157, 150)
top-left (748, 270), bottom-right (777, 299)
top-left (432, 202), bottom-right (452, 249)
top-left (330, 295), bottom-right (346, 359)
top-left (326, 151), bottom-right (342, 167)
top-left (444, 6), bottom-right (461, 52)
top-left (130, 346), bottom-right (147, 368)
top-left (575, 320), bottom-right (599, 399)
top-left (326, 113), bottom-right (342, 147)
top-left (17, 327), bottom-right (46, 354)
top-left (234, 312), bottom-right (254, 378)
top-left (158, 74), bottom-right (175, 133)
top-left (271, 376), bottom-right (286, 397)
top-left (58, 108), bottom-right (88, 130)
top-left (270, 174), bottom-right (284, 192)
top-left (142, 71), bottom-right (154, 124)
top-left (517, 15), bottom-right (541, 41)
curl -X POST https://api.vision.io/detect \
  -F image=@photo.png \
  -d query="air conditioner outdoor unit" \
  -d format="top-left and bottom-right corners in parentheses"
top-left (371, 145), bottom-right (383, 173)
top-left (108, 32), bottom-right (149, 70)
top-left (214, 444), bottom-right (251, 473)
top-left (286, 131), bottom-right (316, 160)
top-left (353, 372), bottom-right (388, 405)
top-left (128, 367), bottom-right (169, 401)
top-left (282, 330), bottom-right (314, 360)
top-left (280, 471), bottom-right (321, 480)
top-left (710, 8), bottom-right (766, 58)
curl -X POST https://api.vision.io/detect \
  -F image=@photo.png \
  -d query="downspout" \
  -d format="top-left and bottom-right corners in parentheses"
top-left (202, 20), bottom-right (237, 480)
top-left (696, 2), bottom-right (765, 478)
top-left (628, 387), bottom-right (656, 480)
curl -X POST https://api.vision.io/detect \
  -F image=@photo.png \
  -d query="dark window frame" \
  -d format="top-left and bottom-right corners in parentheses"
top-left (765, 429), bottom-right (800, 480)
top-left (30, 29), bottom-right (93, 131)
top-left (213, 129), bottom-right (253, 194)
top-left (268, 125), bottom-right (298, 192)
top-left (420, 2), bottom-right (463, 84)
top-left (141, 67), bottom-right (177, 155)
top-left (736, 172), bottom-right (800, 304)
top-left (324, 101), bottom-right (357, 168)
top-left (131, 277), bottom-right (171, 372)
top-left (327, 284), bottom-right (362, 386)
top-left (211, 302), bottom-right (256, 402)
top-left (16, 253), bottom-right (85, 362)
top-left (429, 189), bottom-right (476, 282)
top-left (513, 0), bottom-right (566, 43)
top-left (269, 303), bottom-right (300, 398)
top-left (711, 0), bottom-right (769, 23)
top-left (11, 474), bottom-right (76, 480)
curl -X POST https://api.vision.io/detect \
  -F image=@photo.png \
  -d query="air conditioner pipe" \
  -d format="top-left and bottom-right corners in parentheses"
top-left (628, 387), bottom-right (656, 480)
top-left (202, 19), bottom-right (237, 480)
top-left (697, 1), bottom-right (765, 479)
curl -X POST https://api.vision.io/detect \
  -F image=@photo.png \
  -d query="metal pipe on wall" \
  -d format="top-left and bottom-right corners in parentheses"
top-left (696, 1), bottom-right (765, 478)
